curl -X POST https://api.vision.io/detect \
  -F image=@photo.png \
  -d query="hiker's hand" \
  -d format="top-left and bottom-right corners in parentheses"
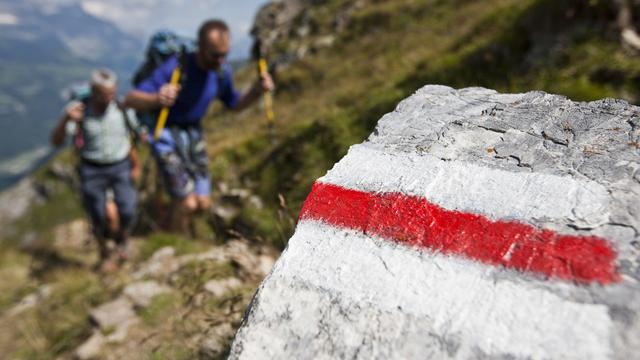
top-left (66, 103), bottom-right (85, 122)
top-left (130, 164), bottom-right (141, 183)
top-left (158, 84), bottom-right (180, 107)
top-left (139, 129), bottom-right (150, 144)
top-left (258, 72), bottom-right (275, 92)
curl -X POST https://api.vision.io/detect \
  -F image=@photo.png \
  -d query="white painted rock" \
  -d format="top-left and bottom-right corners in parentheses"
top-left (229, 86), bottom-right (640, 359)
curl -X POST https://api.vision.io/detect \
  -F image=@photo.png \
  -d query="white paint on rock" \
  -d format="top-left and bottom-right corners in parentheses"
top-left (231, 221), bottom-right (613, 359)
top-left (319, 145), bottom-right (610, 228)
top-left (230, 85), bottom-right (640, 359)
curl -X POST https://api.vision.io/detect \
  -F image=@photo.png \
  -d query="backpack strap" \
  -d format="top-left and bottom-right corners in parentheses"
top-left (116, 100), bottom-right (139, 147)
top-left (73, 98), bottom-right (90, 151)
top-left (177, 45), bottom-right (189, 88)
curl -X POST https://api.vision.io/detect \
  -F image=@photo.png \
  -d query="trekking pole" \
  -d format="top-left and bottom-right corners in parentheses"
top-left (258, 58), bottom-right (276, 142)
top-left (153, 67), bottom-right (181, 140)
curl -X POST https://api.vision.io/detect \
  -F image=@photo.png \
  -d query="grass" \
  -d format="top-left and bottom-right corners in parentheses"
top-left (138, 232), bottom-right (207, 261)
top-left (172, 260), bottom-right (237, 295)
top-left (139, 292), bottom-right (181, 327)
top-left (200, 0), bottom-right (640, 249)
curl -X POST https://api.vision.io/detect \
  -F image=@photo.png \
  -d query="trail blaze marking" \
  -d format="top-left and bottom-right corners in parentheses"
top-left (300, 182), bottom-right (619, 284)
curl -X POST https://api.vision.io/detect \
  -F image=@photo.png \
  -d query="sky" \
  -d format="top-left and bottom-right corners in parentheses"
top-left (20, 0), bottom-right (271, 59)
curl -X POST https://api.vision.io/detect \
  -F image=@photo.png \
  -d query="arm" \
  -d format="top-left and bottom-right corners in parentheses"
top-left (125, 56), bottom-right (180, 111)
top-left (51, 102), bottom-right (84, 147)
top-left (233, 81), bottom-right (265, 112)
top-left (226, 71), bottom-right (275, 112)
top-left (124, 90), bottom-right (162, 112)
top-left (128, 147), bottom-right (141, 182)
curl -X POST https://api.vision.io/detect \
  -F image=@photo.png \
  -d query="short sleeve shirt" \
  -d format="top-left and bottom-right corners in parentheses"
top-left (66, 101), bottom-right (139, 164)
top-left (136, 53), bottom-right (240, 127)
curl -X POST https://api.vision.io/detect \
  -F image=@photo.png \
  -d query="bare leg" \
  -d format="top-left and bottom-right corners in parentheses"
top-left (196, 195), bottom-right (211, 212)
top-left (105, 199), bottom-right (120, 238)
top-left (173, 193), bottom-right (198, 234)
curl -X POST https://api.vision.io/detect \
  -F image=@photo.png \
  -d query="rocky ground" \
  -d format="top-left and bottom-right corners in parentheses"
top-left (0, 215), bottom-right (277, 359)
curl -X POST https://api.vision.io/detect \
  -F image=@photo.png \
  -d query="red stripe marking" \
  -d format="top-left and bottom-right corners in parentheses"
top-left (300, 182), bottom-right (619, 284)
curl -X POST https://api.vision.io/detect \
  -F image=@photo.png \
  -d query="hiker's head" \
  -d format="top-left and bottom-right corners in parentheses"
top-left (197, 19), bottom-right (230, 71)
top-left (90, 68), bottom-right (117, 107)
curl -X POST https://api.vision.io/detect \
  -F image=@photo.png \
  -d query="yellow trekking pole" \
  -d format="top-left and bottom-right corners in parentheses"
top-left (258, 58), bottom-right (275, 139)
top-left (153, 67), bottom-right (181, 140)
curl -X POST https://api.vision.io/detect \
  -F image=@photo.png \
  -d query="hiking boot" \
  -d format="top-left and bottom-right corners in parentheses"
top-left (116, 245), bottom-right (129, 264)
top-left (98, 256), bottom-right (119, 273)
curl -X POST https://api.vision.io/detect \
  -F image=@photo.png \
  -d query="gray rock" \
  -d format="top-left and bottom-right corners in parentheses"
top-left (6, 284), bottom-right (52, 317)
top-left (229, 86), bottom-right (640, 359)
top-left (133, 246), bottom-right (180, 280)
top-left (251, 0), bottom-right (363, 67)
top-left (200, 323), bottom-right (236, 359)
top-left (0, 178), bottom-right (40, 236)
top-left (89, 297), bottom-right (135, 330)
top-left (75, 331), bottom-right (105, 360)
top-left (123, 280), bottom-right (172, 308)
top-left (204, 278), bottom-right (242, 297)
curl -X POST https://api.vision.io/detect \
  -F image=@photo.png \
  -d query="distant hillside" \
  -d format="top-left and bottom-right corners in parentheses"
top-left (204, 0), bottom-right (640, 245)
top-left (0, 1), bottom-right (143, 188)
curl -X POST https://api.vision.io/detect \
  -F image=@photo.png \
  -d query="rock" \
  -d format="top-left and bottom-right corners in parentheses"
top-left (199, 337), bottom-right (226, 359)
top-left (123, 281), bottom-right (172, 307)
top-left (75, 331), bottom-right (105, 360)
top-left (199, 323), bottom-right (236, 359)
top-left (0, 178), bottom-right (40, 234)
top-left (230, 86), bottom-right (640, 359)
top-left (133, 246), bottom-right (180, 280)
top-left (211, 203), bottom-right (240, 224)
top-left (251, 0), bottom-right (364, 68)
top-left (177, 248), bottom-right (226, 265)
top-left (53, 219), bottom-right (90, 250)
top-left (221, 240), bottom-right (277, 279)
top-left (89, 297), bottom-right (135, 330)
top-left (204, 278), bottom-right (242, 297)
top-left (314, 35), bottom-right (335, 48)
top-left (89, 297), bottom-right (139, 344)
top-left (6, 284), bottom-right (52, 317)
top-left (150, 246), bottom-right (176, 260)
top-left (104, 317), bottom-right (139, 343)
top-left (256, 255), bottom-right (276, 278)
top-left (228, 188), bottom-right (252, 199)
top-left (248, 195), bottom-right (264, 210)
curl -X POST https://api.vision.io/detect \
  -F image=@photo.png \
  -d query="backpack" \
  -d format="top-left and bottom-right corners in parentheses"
top-left (132, 30), bottom-right (194, 87)
top-left (131, 30), bottom-right (195, 129)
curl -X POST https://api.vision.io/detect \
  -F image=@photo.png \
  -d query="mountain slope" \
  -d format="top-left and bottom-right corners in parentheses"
top-left (0, 2), bottom-right (142, 189)
top-left (203, 0), bottom-right (640, 246)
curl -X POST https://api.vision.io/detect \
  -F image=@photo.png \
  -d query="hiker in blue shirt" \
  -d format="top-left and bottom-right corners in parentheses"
top-left (126, 19), bottom-right (274, 230)
top-left (51, 68), bottom-right (141, 272)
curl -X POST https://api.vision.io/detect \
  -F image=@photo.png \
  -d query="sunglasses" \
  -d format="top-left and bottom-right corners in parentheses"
top-left (205, 49), bottom-right (228, 59)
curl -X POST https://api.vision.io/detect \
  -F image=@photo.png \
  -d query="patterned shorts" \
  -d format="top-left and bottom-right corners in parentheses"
top-left (152, 126), bottom-right (210, 199)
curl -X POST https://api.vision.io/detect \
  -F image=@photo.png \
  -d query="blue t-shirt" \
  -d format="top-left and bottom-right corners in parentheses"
top-left (136, 53), bottom-right (240, 127)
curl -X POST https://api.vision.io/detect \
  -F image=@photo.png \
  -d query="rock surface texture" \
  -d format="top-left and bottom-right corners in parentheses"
top-left (229, 85), bottom-right (640, 359)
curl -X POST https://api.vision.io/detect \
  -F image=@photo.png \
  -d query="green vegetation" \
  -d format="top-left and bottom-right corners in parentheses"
top-left (139, 293), bottom-right (181, 327)
top-left (205, 0), bottom-right (640, 248)
top-left (139, 232), bottom-right (206, 261)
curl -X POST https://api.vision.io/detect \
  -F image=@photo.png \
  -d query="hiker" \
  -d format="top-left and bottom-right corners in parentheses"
top-left (125, 19), bottom-right (274, 230)
top-left (51, 68), bottom-right (141, 271)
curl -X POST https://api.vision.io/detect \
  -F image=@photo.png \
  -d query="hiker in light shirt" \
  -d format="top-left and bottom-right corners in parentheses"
top-left (51, 68), bottom-right (141, 272)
